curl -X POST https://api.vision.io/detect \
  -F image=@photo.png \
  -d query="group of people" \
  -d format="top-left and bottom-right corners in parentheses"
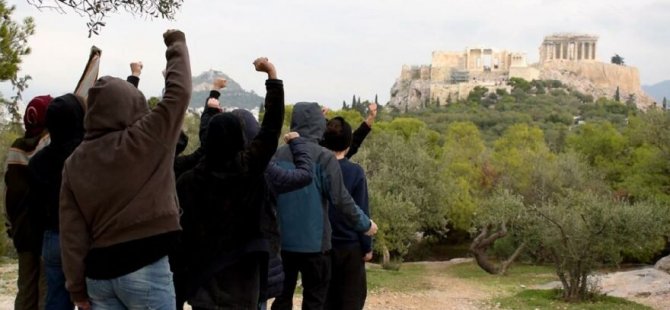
top-left (4, 29), bottom-right (379, 310)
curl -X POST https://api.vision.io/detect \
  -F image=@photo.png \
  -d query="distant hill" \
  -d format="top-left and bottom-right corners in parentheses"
top-left (190, 70), bottom-right (263, 110)
top-left (643, 80), bottom-right (670, 103)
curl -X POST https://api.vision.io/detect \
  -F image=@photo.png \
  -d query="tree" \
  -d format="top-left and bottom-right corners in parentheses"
top-left (614, 86), bottom-right (620, 102)
top-left (663, 97), bottom-right (667, 110)
top-left (341, 100), bottom-right (347, 110)
top-left (611, 54), bottom-right (625, 65)
top-left (531, 191), bottom-right (669, 301)
top-left (27, 0), bottom-right (183, 36)
top-left (0, 0), bottom-right (35, 125)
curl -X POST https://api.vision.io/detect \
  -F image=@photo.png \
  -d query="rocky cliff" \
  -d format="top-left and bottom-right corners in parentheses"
top-left (190, 70), bottom-right (263, 109)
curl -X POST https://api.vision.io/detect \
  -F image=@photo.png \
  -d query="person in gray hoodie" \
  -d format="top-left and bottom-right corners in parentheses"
top-left (271, 102), bottom-right (377, 310)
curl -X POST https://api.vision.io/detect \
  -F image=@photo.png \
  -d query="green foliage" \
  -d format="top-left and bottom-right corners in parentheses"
top-left (530, 191), bottom-right (670, 300)
top-left (611, 54), bottom-right (625, 65)
top-left (147, 97), bottom-right (160, 109)
top-left (496, 289), bottom-right (651, 310)
top-left (28, 0), bottom-right (183, 37)
top-left (0, 1), bottom-right (34, 81)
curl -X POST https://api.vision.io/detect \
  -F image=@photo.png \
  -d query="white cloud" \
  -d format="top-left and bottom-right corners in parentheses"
top-left (2, 0), bottom-right (668, 108)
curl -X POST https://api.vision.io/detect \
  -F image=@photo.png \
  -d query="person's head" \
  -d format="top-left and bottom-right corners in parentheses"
top-left (231, 109), bottom-right (259, 148)
top-left (205, 113), bottom-right (245, 168)
top-left (45, 94), bottom-right (85, 144)
top-left (24, 95), bottom-right (52, 138)
top-left (291, 102), bottom-right (326, 142)
top-left (322, 117), bottom-right (352, 153)
top-left (85, 76), bottom-right (148, 139)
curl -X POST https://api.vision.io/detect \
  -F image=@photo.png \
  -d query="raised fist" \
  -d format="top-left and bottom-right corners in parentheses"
top-left (130, 62), bottom-right (143, 77)
top-left (368, 102), bottom-right (378, 117)
top-left (212, 78), bottom-right (227, 90)
top-left (253, 57), bottom-right (272, 73)
top-left (207, 98), bottom-right (221, 110)
top-left (163, 29), bottom-right (180, 39)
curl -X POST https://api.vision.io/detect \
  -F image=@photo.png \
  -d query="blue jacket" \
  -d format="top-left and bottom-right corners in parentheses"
top-left (273, 102), bottom-right (371, 253)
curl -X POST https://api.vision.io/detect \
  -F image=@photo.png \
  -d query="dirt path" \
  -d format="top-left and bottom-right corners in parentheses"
top-left (1, 259), bottom-right (668, 310)
top-left (363, 261), bottom-right (495, 310)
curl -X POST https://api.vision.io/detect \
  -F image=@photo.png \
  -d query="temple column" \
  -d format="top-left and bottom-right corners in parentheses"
top-left (591, 42), bottom-right (596, 60)
top-left (558, 42), bottom-right (563, 59)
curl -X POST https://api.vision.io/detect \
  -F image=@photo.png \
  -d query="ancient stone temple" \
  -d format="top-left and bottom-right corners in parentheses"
top-left (539, 33), bottom-right (598, 63)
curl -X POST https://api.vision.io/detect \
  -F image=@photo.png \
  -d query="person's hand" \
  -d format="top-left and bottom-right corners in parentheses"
top-left (212, 78), bottom-right (227, 90)
top-left (363, 251), bottom-right (373, 262)
top-left (207, 98), bottom-right (221, 110)
top-left (163, 29), bottom-right (180, 40)
top-left (130, 62), bottom-right (143, 77)
top-left (321, 106), bottom-right (330, 117)
top-left (365, 102), bottom-right (378, 126)
top-left (283, 132), bottom-right (300, 143)
top-left (253, 57), bottom-right (277, 79)
top-left (365, 219), bottom-right (378, 236)
top-left (74, 300), bottom-right (91, 310)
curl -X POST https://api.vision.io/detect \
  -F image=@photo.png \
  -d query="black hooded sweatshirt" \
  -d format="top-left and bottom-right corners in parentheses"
top-left (25, 94), bottom-right (85, 232)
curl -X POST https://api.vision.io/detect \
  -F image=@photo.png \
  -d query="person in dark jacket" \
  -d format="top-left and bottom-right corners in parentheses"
top-left (271, 102), bottom-right (378, 310)
top-left (59, 30), bottom-right (191, 310)
top-left (175, 57), bottom-right (284, 309)
top-left (25, 93), bottom-right (86, 310)
top-left (321, 102), bottom-right (377, 159)
top-left (323, 117), bottom-right (372, 310)
top-left (4, 95), bottom-right (51, 310)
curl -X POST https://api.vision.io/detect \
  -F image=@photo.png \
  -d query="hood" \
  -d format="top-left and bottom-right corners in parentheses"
top-left (45, 94), bottom-right (85, 145)
top-left (204, 113), bottom-right (245, 170)
top-left (290, 102), bottom-right (325, 142)
top-left (231, 109), bottom-right (259, 147)
top-left (85, 76), bottom-right (149, 139)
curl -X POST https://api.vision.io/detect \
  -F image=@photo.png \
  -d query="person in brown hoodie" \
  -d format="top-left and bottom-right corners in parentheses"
top-left (59, 29), bottom-right (191, 310)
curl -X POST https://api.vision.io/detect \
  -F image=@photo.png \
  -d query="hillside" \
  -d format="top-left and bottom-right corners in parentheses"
top-left (190, 70), bottom-right (263, 110)
top-left (643, 80), bottom-right (670, 103)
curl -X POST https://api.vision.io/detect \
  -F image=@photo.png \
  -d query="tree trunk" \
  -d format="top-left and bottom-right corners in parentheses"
top-left (469, 223), bottom-right (522, 275)
top-left (382, 244), bottom-right (390, 266)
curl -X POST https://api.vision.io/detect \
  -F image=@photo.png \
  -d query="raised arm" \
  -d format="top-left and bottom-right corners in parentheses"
top-left (244, 58), bottom-right (284, 174)
top-left (265, 132), bottom-right (313, 194)
top-left (140, 30), bottom-right (192, 145)
top-left (346, 102), bottom-right (377, 159)
top-left (126, 61), bottom-right (142, 88)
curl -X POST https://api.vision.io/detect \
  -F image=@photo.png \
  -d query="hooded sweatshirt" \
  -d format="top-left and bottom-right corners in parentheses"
top-left (175, 79), bottom-right (283, 305)
top-left (272, 102), bottom-right (371, 253)
top-left (59, 31), bottom-right (191, 302)
top-left (4, 95), bottom-right (52, 252)
top-left (26, 94), bottom-right (85, 233)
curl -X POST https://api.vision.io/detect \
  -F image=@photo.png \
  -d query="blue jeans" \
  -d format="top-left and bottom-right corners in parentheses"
top-left (86, 256), bottom-right (175, 310)
top-left (42, 230), bottom-right (74, 310)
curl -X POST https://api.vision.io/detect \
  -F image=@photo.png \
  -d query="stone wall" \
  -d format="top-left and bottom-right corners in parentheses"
top-left (539, 61), bottom-right (654, 108)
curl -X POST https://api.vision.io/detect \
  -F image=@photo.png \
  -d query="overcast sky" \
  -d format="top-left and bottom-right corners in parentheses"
top-left (2, 0), bottom-right (669, 108)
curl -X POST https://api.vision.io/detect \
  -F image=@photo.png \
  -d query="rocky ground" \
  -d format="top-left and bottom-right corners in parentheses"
top-left (1, 259), bottom-right (669, 310)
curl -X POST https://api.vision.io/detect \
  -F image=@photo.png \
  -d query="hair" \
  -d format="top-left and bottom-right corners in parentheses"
top-left (322, 116), bottom-right (352, 152)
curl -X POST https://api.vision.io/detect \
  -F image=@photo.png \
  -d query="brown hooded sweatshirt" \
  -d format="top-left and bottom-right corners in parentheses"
top-left (59, 31), bottom-right (191, 302)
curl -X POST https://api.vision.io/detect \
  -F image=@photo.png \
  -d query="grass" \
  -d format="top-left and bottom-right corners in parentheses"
top-left (366, 263), bottom-right (432, 293)
top-left (496, 289), bottom-right (653, 310)
top-left (445, 261), bottom-right (558, 292)
top-left (445, 262), bottom-right (652, 310)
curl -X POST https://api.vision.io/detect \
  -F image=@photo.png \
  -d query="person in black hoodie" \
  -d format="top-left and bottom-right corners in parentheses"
top-left (175, 57), bottom-right (284, 309)
top-left (24, 93), bottom-right (85, 310)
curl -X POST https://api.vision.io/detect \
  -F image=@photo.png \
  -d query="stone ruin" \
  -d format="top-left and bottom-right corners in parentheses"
top-left (389, 33), bottom-right (654, 111)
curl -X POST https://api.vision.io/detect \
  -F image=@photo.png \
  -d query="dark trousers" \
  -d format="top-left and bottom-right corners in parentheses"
top-left (324, 246), bottom-right (367, 310)
top-left (191, 254), bottom-right (262, 310)
top-left (271, 251), bottom-right (331, 310)
top-left (15, 251), bottom-right (46, 310)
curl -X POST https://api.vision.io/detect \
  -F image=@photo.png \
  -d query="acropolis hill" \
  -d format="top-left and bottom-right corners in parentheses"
top-left (389, 33), bottom-right (654, 111)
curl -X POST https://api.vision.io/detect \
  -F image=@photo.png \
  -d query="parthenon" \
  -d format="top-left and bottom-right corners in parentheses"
top-left (539, 33), bottom-right (598, 63)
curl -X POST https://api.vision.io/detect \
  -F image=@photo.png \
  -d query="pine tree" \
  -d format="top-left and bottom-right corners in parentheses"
top-left (663, 97), bottom-right (667, 110)
top-left (374, 94), bottom-right (378, 104)
top-left (614, 86), bottom-right (620, 102)
top-left (342, 100), bottom-right (347, 110)
top-left (352, 94), bottom-right (356, 109)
